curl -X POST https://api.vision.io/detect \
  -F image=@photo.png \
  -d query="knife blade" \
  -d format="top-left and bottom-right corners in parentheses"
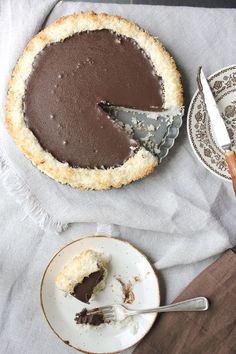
top-left (101, 102), bottom-right (184, 158)
top-left (197, 67), bottom-right (236, 194)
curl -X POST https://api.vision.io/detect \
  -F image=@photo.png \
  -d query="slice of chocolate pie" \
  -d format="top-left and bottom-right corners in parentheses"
top-left (6, 12), bottom-right (183, 190)
top-left (55, 249), bottom-right (110, 303)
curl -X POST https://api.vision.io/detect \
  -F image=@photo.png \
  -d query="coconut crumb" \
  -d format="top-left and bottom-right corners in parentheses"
top-left (124, 281), bottom-right (135, 304)
top-left (147, 124), bottom-right (155, 132)
top-left (117, 278), bottom-right (135, 304)
top-left (134, 275), bottom-right (141, 282)
top-left (124, 124), bottom-right (133, 135)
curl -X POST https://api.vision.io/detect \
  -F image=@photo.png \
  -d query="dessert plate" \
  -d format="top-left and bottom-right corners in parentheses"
top-left (40, 236), bottom-right (160, 354)
top-left (187, 65), bottom-right (236, 181)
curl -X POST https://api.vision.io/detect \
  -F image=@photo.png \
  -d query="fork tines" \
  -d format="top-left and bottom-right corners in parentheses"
top-left (87, 306), bottom-right (116, 323)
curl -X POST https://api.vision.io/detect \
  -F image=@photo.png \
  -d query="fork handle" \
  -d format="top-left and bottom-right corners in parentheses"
top-left (131, 297), bottom-right (208, 314)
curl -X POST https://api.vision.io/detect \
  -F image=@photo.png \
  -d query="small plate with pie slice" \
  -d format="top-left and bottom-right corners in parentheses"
top-left (40, 236), bottom-right (160, 354)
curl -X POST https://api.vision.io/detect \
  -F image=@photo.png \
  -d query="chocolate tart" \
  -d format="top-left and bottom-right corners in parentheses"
top-left (6, 12), bottom-right (183, 190)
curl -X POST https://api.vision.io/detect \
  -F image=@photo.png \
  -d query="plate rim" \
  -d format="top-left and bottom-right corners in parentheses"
top-left (40, 235), bottom-right (160, 354)
top-left (187, 64), bottom-right (236, 182)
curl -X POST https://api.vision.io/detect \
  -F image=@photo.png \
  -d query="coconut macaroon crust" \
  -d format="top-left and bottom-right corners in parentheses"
top-left (56, 249), bottom-right (110, 303)
top-left (6, 12), bottom-right (183, 190)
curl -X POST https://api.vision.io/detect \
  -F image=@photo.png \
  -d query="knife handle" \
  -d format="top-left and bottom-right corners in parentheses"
top-left (225, 150), bottom-right (236, 195)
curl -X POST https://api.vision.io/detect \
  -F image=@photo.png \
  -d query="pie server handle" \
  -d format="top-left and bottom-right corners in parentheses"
top-left (225, 150), bottom-right (236, 195)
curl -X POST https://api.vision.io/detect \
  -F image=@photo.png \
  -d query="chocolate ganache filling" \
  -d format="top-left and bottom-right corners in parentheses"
top-left (24, 30), bottom-right (164, 168)
top-left (72, 269), bottom-right (104, 303)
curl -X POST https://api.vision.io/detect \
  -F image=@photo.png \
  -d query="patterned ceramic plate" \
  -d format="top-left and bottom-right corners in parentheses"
top-left (187, 64), bottom-right (236, 181)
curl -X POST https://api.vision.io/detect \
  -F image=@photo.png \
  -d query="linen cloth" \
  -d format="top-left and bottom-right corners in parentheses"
top-left (0, 182), bottom-right (219, 354)
top-left (1, 0), bottom-right (236, 239)
top-left (0, 1), bottom-right (236, 354)
top-left (134, 249), bottom-right (236, 354)
top-left (1, 0), bottom-right (236, 262)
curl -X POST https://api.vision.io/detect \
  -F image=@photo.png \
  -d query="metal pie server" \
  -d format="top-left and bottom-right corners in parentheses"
top-left (197, 67), bottom-right (236, 195)
top-left (101, 103), bottom-right (184, 159)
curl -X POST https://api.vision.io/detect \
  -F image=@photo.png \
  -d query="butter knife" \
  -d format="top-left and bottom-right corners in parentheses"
top-left (197, 67), bottom-right (236, 195)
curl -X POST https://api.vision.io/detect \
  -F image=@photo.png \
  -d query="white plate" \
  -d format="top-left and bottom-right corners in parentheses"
top-left (40, 236), bottom-right (160, 354)
top-left (187, 65), bottom-right (236, 181)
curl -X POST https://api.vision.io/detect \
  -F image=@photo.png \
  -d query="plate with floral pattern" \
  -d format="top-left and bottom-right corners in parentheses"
top-left (187, 65), bottom-right (236, 181)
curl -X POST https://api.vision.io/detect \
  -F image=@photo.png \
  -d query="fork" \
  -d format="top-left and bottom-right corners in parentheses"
top-left (88, 297), bottom-right (209, 323)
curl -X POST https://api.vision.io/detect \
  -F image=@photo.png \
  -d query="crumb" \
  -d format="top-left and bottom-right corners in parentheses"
top-left (117, 278), bottom-right (135, 304)
top-left (140, 132), bottom-right (154, 142)
top-left (134, 275), bottom-right (141, 282)
top-left (115, 119), bottom-right (124, 127)
top-left (124, 281), bottom-right (135, 304)
top-left (124, 123), bottom-right (133, 135)
top-left (115, 37), bottom-right (122, 44)
top-left (147, 124), bottom-right (155, 131)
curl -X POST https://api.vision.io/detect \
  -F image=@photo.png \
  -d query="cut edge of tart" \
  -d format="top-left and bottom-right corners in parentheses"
top-left (5, 11), bottom-right (183, 190)
top-left (55, 249), bottom-right (110, 303)
top-left (74, 308), bottom-right (105, 326)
